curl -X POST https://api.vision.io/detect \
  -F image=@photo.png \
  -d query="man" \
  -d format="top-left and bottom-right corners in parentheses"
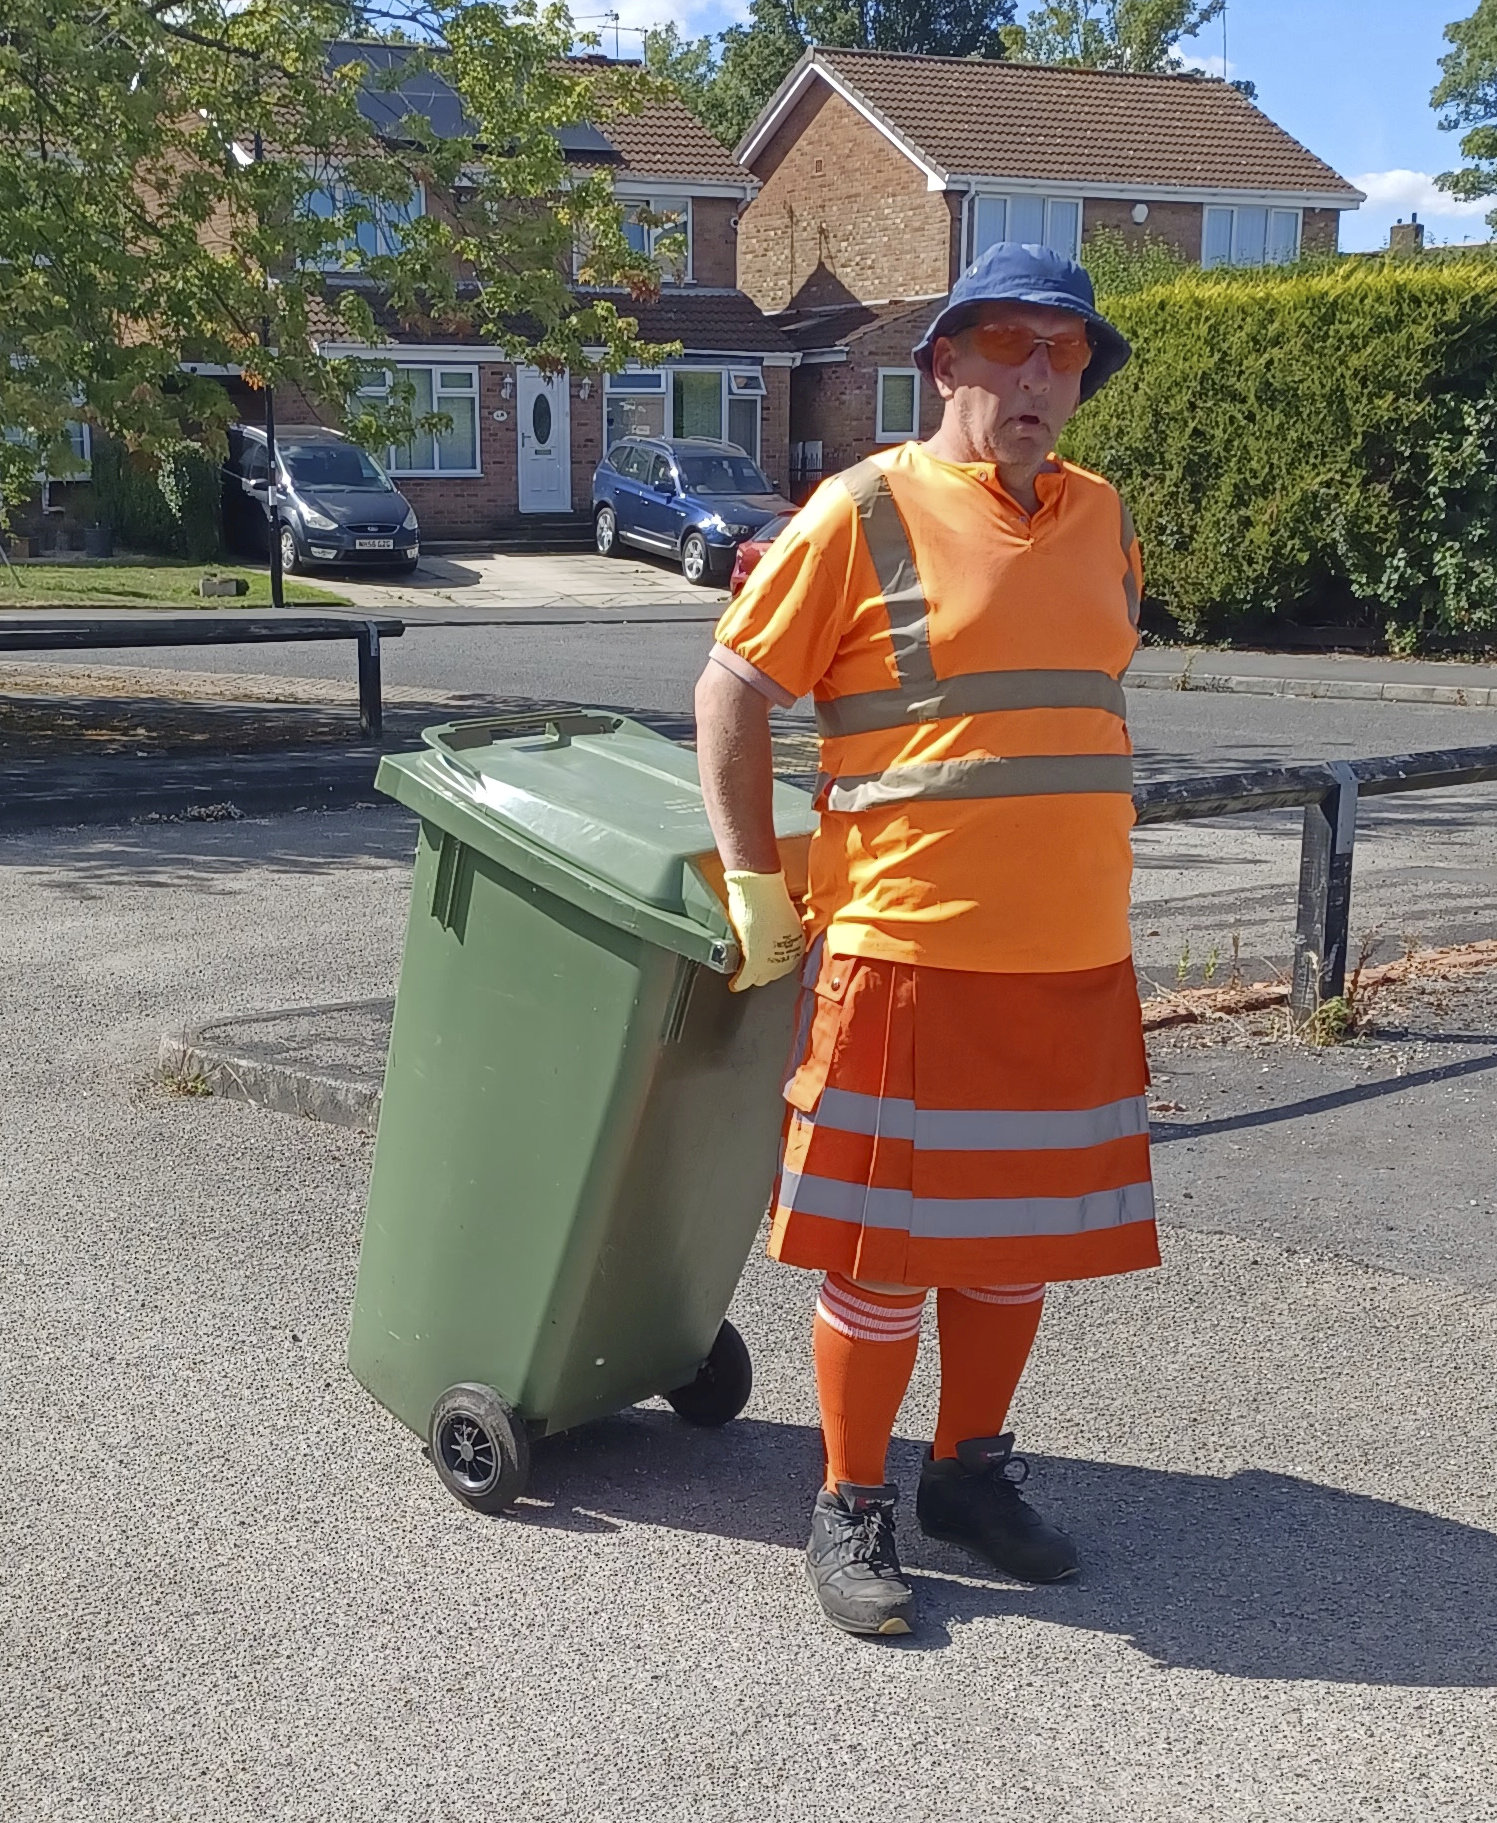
top-left (695, 242), bottom-right (1159, 1638)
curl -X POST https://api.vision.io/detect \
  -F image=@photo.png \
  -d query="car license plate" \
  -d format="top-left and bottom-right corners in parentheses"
top-left (355, 537), bottom-right (394, 550)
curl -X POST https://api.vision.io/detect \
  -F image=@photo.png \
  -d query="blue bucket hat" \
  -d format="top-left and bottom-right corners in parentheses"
top-left (913, 241), bottom-right (1131, 402)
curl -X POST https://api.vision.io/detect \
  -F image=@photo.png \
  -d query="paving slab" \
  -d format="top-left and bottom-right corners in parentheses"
top-left (3, 808), bottom-right (1495, 1822)
top-left (330, 548), bottom-right (728, 615)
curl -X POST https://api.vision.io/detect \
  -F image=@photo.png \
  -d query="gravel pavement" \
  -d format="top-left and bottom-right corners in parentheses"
top-left (3, 809), bottom-right (1496, 1822)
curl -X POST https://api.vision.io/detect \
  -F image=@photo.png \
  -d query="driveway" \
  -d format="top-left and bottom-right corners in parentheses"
top-left (328, 548), bottom-right (729, 616)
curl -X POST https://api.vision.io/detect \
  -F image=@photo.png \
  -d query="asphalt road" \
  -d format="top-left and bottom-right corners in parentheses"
top-left (2, 808), bottom-right (1494, 1821)
top-left (26, 615), bottom-right (1494, 982)
top-left (22, 612), bottom-right (1497, 772)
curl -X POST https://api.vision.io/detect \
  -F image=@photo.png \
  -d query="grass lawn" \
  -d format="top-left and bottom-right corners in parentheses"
top-left (0, 561), bottom-right (349, 610)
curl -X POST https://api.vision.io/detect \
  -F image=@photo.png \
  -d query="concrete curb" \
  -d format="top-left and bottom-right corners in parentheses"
top-left (1127, 668), bottom-right (1497, 708)
top-left (0, 748), bottom-right (392, 833)
top-left (159, 998), bottom-right (391, 1133)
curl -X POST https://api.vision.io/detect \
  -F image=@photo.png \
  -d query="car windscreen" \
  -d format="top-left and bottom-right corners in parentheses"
top-left (754, 513), bottom-right (795, 542)
top-left (281, 442), bottom-right (392, 490)
top-left (676, 453), bottom-right (771, 495)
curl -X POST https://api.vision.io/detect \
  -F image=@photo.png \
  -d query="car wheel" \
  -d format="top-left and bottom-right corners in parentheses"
top-left (681, 530), bottom-right (712, 586)
top-left (278, 523), bottom-right (302, 576)
top-left (595, 505), bottom-right (620, 557)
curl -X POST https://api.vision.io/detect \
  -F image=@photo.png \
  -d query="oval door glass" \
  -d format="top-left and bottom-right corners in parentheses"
top-left (531, 393), bottom-right (553, 446)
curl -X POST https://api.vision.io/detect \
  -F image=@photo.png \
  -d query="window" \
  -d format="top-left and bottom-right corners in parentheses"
top-left (876, 369), bottom-right (919, 443)
top-left (677, 451), bottom-right (771, 494)
top-left (645, 453), bottom-right (676, 491)
top-left (727, 371), bottom-right (764, 462)
top-left (609, 368), bottom-right (764, 459)
top-left (1203, 205), bottom-right (1301, 268)
top-left (672, 368), bottom-right (723, 441)
top-left (303, 181), bottom-right (423, 266)
top-left (360, 365), bottom-right (480, 476)
top-left (4, 419), bottom-right (90, 478)
top-left (620, 196), bottom-right (691, 282)
top-left (971, 194), bottom-right (1082, 262)
top-left (240, 441), bottom-right (268, 483)
top-left (279, 440), bottom-right (392, 490)
top-left (605, 370), bottom-right (667, 446)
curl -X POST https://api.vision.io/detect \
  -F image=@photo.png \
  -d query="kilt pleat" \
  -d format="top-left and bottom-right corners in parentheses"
top-left (768, 942), bottom-right (1160, 1287)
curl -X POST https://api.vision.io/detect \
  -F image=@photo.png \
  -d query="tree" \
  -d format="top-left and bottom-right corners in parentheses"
top-left (0, 0), bottom-right (673, 514)
top-left (1002, 0), bottom-right (1224, 74)
top-left (651, 0), bottom-right (1017, 151)
top-left (1434, 0), bottom-right (1497, 227)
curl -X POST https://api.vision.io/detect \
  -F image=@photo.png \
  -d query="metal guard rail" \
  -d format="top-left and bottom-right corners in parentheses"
top-left (1133, 744), bottom-right (1497, 1021)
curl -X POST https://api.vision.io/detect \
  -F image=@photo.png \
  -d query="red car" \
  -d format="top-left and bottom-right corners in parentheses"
top-left (728, 511), bottom-right (797, 596)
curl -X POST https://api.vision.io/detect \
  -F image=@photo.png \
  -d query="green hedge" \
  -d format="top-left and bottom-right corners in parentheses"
top-left (91, 439), bottom-right (222, 561)
top-left (1063, 255), bottom-right (1497, 651)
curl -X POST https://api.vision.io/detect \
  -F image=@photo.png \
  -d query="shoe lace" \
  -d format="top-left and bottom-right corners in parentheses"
top-left (847, 1505), bottom-right (902, 1577)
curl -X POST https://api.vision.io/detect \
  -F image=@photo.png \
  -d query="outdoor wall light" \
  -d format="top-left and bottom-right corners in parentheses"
top-left (579, 378), bottom-right (593, 400)
top-left (1132, 203), bottom-right (1150, 224)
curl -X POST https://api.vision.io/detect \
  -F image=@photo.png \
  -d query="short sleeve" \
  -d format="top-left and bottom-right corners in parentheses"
top-left (712, 482), bottom-right (859, 703)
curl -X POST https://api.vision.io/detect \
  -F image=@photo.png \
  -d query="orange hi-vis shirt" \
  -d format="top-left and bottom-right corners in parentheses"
top-left (711, 440), bottom-right (1143, 974)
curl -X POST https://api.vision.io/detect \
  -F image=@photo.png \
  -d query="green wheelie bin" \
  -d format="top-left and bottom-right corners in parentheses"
top-left (348, 710), bottom-right (816, 1513)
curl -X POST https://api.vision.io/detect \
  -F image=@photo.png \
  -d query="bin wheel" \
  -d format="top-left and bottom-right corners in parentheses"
top-left (664, 1320), bottom-right (752, 1427)
top-left (429, 1383), bottom-right (531, 1513)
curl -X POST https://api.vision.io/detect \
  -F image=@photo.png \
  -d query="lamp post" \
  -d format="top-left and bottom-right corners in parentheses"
top-left (253, 127), bottom-right (285, 611)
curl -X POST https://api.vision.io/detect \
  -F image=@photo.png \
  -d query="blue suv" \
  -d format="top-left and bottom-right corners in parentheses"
top-left (592, 437), bottom-right (795, 585)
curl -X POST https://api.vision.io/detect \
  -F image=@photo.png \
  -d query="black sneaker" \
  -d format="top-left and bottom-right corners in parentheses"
top-left (916, 1434), bottom-right (1079, 1583)
top-left (805, 1483), bottom-right (916, 1637)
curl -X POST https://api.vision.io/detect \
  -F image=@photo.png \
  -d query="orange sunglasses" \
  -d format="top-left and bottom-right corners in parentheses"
top-left (962, 321), bottom-right (1094, 374)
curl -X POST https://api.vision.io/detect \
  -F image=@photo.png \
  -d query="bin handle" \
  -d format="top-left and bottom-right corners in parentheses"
top-left (424, 712), bottom-right (623, 774)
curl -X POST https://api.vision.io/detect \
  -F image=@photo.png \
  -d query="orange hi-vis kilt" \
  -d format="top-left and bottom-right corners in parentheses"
top-left (769, 941), bottom-right (1159, 1287)
top-left (711, 442), bottom-right (1143, 975)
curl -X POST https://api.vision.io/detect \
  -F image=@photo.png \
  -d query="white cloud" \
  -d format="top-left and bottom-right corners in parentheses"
top-left (1351, 169), bottom-right (1489, 218)
top-left (572, 0), bottom-right (747, 42)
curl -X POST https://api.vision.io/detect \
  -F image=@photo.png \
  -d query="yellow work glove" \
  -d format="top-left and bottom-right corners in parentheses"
top-left (724, 869), bottom-right (805, 993)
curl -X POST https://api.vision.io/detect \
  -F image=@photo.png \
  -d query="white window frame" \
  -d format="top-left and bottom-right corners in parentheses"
top-left (302, 179), bottom-right (425, 270)
top-left (968, 193), bottom-right (1084, 264)
top-left (1202, 205), bottom-right (1302, 269)
top-left (875, 368), bottom-right (920, 444)
top-left (359, 363), bottom-right (482, 478)
top-left (4, 418), bottom-right (90, 479)
top-left (605, 369), bottom-right (668, 447)
top-left (618, 194), bottom-right (693, 284)
top-left (605, 366), bottom-right (766, 460)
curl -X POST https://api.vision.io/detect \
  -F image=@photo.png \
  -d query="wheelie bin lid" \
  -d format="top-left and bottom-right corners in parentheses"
top-left (377, 712), bottom-right (817, 973)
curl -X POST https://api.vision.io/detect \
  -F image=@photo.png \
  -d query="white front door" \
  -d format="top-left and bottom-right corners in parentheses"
top-left (516, 367), bottom-right (572, 513)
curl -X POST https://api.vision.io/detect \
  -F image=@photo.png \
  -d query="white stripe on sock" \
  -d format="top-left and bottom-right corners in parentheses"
top-left (815, 1297), bottom-right (923, 1344)
top-left (956, 1283), bottom-right (1047, 1306)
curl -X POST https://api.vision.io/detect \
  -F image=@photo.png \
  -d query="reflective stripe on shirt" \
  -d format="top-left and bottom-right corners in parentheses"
top-left (821, 752), bottom-right (1134, 813)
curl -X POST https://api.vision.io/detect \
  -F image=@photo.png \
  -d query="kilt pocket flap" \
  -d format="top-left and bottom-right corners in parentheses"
top-left (783, 950), bottom-right (857, 1113)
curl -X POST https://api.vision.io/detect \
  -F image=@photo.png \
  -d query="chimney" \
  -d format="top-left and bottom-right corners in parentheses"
top-left (1389, 212), bottom-right (1426, 254)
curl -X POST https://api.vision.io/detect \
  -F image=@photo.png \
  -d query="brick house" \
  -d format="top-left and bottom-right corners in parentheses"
top-left (732, 47), bottom-right (1363, 490)
top-left (247, 50), bottom-right (794, 542)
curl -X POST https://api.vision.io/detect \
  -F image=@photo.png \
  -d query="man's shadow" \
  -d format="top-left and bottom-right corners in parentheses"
top-left (499, 1411), bottom-right (1496, 1683)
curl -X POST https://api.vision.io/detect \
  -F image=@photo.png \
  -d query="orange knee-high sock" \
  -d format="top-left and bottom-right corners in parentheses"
top-left (813, 1274), bottom-right (926, 1490)
top-left (932, 1284), bottom-right (1046, 1461)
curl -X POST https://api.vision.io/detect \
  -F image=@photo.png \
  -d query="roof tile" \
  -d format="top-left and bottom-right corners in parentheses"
top-left (306, 282), bottom-right (791, 356)
top-left (755, 49), bottom-right (1359, 199)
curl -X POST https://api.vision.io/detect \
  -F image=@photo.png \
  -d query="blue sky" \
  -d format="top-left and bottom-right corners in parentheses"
top-left (579, 0), bottom-right (1489, 253)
